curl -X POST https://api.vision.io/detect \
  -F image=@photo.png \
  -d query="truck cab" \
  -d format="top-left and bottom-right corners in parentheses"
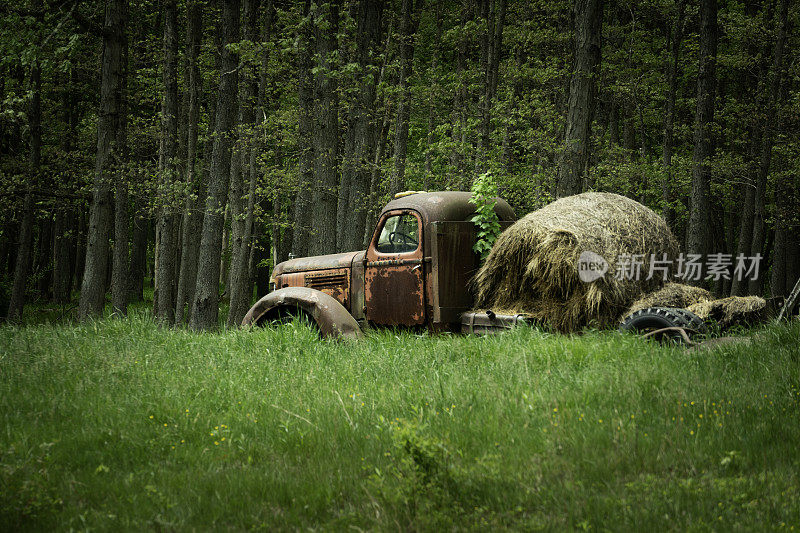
top-left (243, 191), bottom-right (516, 337)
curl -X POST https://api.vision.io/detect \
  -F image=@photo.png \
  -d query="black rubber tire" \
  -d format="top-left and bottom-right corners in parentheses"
top-left (619, 307), bottom-right (707, 342)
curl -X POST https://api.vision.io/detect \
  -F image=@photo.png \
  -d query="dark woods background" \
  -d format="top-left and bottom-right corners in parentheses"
top-left (1, 0), bottom-right (798, 329)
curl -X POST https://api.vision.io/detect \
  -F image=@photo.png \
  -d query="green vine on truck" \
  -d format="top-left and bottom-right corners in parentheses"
top-left (469, 172), bottom-right (502, 261)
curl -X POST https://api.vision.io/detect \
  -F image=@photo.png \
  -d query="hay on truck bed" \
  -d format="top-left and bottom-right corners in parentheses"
top-left (624, 283), bottom-right (714, 317)
top-left (473, 192), bottom-right (679, 332)
top-left (688, 296), bottom-right (768, 329)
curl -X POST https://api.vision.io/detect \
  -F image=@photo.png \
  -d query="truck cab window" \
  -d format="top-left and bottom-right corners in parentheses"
top-left (376, 214), bottom-right (419, 254)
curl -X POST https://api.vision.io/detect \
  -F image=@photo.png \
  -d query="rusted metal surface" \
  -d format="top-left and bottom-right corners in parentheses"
top-left (275, 269), bottom-right (350, 310)
top-left (260, 191), bottom-right (519, 333)
top-left (273, 251), bottom-right (361, 276)
top-left (461, 311), bottom-right (527, 335)
top-left (429, 220), bottom-right (516, 326)
top-left (241, 286), bottom-right (363, 340)
top-left (365, 210), bottom-right (425, 326)
top-left (380, 191), bottom-right (516, 229)
top-left (304, 268), bottom-right (350, 308)
top-left (350, 251), bottom-right (366, 321)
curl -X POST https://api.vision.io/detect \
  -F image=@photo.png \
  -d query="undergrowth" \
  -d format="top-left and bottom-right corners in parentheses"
top-left (1, 314), bottom-right (798, 530)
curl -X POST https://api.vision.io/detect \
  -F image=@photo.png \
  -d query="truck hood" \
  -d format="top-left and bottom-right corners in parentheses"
top-left (272, 251), bottom-right (363, 277)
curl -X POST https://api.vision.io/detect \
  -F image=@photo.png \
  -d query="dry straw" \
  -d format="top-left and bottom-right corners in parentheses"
top-left (473, 192), bottom-right (679, 332)
top-left (688, 296), bottom-right (768, 329)
top-left (625, 283), bottom-right (713, 317)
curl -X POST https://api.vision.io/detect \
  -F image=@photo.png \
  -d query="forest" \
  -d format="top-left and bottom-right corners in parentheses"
top-left (1, 0), bottom-right (799, 329)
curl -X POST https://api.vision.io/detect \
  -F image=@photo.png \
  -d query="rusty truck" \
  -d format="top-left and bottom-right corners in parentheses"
top-left (242, 191), bottom-right (521, 339)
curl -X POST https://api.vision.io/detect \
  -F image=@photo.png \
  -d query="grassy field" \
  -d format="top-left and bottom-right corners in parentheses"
top-left (1, 308), bottom-right (799, 531)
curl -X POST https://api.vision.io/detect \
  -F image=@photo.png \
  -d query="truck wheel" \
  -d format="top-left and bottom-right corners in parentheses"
top-left (619, 307), bottom-right (706, 343)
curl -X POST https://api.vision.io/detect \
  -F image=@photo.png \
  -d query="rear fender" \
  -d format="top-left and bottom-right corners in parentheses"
top-left (242, 287), bottom-right (363, 340)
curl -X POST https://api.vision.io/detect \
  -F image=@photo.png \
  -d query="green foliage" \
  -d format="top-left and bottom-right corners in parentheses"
top-left (1, 316), bottom-right (799, 529)
top-left (469, 171), bottom-right (502, 260)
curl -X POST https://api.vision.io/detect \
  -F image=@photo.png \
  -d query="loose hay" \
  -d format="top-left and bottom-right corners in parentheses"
top-left (473, 192), bottom-right (679, 332)
top-left (688, 296), bottom-right (768, 329)
top-left (624, 283), bottom-right (713, 318)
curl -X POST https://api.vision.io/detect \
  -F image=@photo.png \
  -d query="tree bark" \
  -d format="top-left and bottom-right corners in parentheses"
top-left (111, 9), bottom-right (129, 316)
top-left (79, 0), bottom-right (127, 319)
top-left (52, 208), bottom-right (72, 303)
top-left (74, 208), bottom-right (87, 291)
top-left (128, 195), bottom-right (147, 302)
top-left (7, 191), bottom-right (34, 321)
top-left (771, 227), bottom-right (787, 297)
top-left (227, 0), bottom-right (262, 327)
top-left (309, 0), bottom-right (340, 256)
top-left (339, 0), bottom-right (384, 252)
top-left (175, 0), bottom-right (204, 323)
top-left (291, 0), bottom-right (314, 258)
top-left (749, 0), bottom-right (787, 296)
top-left (730, 128), bottom-right (760, 296)
top-left (556, 0), bottom-right (603, 198)
top-left (52, 72), bottom-right (77, 304)
top-left (479, 0), bottom-right (507, 160)
top-left (661, 0), bottom-right (685, 229)
top-left (685, 0), bottom-right (717, 270)
top-left (154, 0), bottom-right (179, 323)
top-left (35, 213), bottom-right (53, 300)
top-left (389, 0), bottom-right (417, 197)
top-left (190, 0), bottom-right (240, 331)
top-left (8, 0), bottom-right (42, 321)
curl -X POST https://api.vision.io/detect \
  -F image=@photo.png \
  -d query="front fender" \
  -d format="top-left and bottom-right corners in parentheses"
top-left (242, 287), bottom-right (363, 340)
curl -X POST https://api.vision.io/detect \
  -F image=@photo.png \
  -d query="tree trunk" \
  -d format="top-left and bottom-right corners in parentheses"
top-left (479, 0), bottom-right (507, 160)
top-left (771, 228), bottom-right (787, 297)
top-left (424, 8), bottom-right (442, 187)
top-left (7, 191), bottom-right (34, 321)
top-left (245, 0), bottom-right (274, 297)
top-left (749, 0), bottom-right (787, 296)
top-left (662, 0), bottom-right (685, 229)
top-left (291, 0), bottom-right (314, 258)
top-left (227, 0), bottom-right (261, 327)
top-left (788, 237), bottom-right (800, 292)
top-left (730, 129), bottom-right (759, 296)
top-left (74, 208), bottom-right (87, 291)
top-left (449, 0), bottom-right (472, 179)
top-left (35, 213), bottom-right (53, 300)
top-left (309, 0), bottom-right (340, 256)
top-left (52, 208), bottom-right (72, 303)
top-left (128, 198), bottom-right (147, 302)
top-left (685, 0), bottom-right (717, 270)
top-left (112, 12), bottom-right (130, 316)
top-left (8, 0), bottom-right (42, 321)
top-left (79, 0), bottom-right (127, 319)
top-left (339, 0), bottom-right (384, 252)
top-left (52, 73), bottom-right (76, 304)
top-left (556, 0), bottom-right (603, 198)
top-left (154, 0), bottom-right (179, 323)
top-left (175, 0), bottom-right (204, 323)
top-left (389, 0), bottom-right (416, 196)
top-left (190, 0), bottom-right (240, 331)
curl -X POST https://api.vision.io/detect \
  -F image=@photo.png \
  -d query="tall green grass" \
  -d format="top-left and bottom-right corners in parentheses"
top-left (1, 314), bottom-right (798, 530)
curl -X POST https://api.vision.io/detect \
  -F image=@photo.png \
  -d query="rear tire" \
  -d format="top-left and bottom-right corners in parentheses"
top-left (620, 307), bottom-right (706, 343)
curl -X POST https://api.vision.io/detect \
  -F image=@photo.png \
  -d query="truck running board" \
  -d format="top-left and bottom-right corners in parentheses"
top-left (461, 311), bottom-right (528, 335)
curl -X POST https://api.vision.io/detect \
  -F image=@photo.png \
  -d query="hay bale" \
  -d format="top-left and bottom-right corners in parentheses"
top-left (624, 283), bottom-right (713, 318)
top-left (688, 296), bottom-right (768, 329)
top-left (473, 192), bottom-right (679, 332)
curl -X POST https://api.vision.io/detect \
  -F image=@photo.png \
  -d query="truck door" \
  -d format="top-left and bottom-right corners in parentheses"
top-left (365, 210), bottom-right (425, 326)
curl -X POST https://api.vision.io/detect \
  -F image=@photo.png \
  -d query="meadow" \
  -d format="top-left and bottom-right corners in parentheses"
top-left (1, 307), bottom-right (799, 530)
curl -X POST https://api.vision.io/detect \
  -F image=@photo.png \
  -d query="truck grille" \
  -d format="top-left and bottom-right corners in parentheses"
top-left (305, 272), bottom-right (348, 290)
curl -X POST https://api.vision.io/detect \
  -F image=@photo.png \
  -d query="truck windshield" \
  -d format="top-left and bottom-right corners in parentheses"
top-left (376, 214), bottom-right (419, 254)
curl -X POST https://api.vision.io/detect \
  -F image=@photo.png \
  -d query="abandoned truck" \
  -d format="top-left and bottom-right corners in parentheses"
top-left (241, 191), bottom-right (520, 339)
